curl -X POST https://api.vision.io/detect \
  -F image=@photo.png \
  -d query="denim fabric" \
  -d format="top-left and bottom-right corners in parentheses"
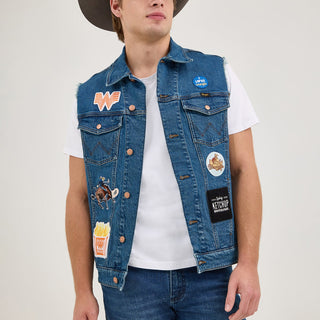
top-left (77, 38), bottom-right (238, 291)
top-left (101, 265), bottom-right (245, 320)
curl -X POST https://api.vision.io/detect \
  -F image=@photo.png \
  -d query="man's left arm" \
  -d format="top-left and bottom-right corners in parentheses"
top-left (225, 127), bottom-right (262, 320)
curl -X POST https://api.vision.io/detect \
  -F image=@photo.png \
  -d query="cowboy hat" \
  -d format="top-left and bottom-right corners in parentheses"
top-left (78, 0), bottom-right (189, 31)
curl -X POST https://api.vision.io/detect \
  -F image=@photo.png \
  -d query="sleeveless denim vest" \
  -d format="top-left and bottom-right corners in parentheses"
top-left (77, 38), bottom-right (238, 291)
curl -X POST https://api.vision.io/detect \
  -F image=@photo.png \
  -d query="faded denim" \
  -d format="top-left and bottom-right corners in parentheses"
top-left (101, 265), bottom-right (245, 320)
top-left (77, 38), bottom-right (238, 291)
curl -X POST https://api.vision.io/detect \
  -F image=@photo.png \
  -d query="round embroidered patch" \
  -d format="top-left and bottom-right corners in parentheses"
top-left (193, 76), bottom-right (208, 89)
top-left (206, 152), bottom-right (225, 176)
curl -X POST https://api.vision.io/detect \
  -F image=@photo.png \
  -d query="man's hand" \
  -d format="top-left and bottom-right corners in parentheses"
top-left (73, 292), bottom-right (99, 320)
top-left (224, 263), bottom-right (261, 320)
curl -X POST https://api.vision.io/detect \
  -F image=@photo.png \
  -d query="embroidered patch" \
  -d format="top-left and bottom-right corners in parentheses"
top-left (93, 222), bottom-right (111, 258)
top-left (90, 176), bottom-right (119, 210)
top-left (206, 152), bottom-right (225, 176)
top-left (94, 91), bottom-right (121, 111)
top-left (206, 187), bottom-right (232, 223)
top-left (193, 76), bottom-right (208, 89)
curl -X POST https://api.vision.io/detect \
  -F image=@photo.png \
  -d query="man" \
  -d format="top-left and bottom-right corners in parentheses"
top-left (65, 1), bottom-right (262, 319)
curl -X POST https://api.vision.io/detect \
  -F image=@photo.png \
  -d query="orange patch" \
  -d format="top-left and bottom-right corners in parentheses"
top-left (93, 234), bottom-right (110, 258)
top-left (94, 91), bottom-right (121, 111)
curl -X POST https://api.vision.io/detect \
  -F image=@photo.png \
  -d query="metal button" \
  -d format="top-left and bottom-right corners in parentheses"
top-left (205, 105), bottom-right (210, 110)
top-left (113, 277), bottom-right (118, 284)
top-left (96, 124), bottom-right (102, 129)
top-left (124, 192), bottom-right (130, 199)
top-left (130, 78), bottom-right (135, 82)
top-left (160, 59), bottom-right (165, 63)
top-left (129, 105), bottom-right (136, 111)
top-left (127, 148), bottom-right (133, 156)
top-left (120, 236), bottom-right (125, 243)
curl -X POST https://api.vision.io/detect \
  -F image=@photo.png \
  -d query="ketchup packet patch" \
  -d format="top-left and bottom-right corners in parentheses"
top-left (206, 187), bottom-right (232, 223)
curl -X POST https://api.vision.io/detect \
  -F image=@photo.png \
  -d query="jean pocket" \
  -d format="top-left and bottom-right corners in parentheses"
top-left (182, 93), bottom-right (229, 147)
top-left (78, 114), bottom-right (123, 165)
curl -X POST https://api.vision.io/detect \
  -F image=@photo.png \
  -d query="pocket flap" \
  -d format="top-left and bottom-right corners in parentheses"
top-left (78, 115), bottom-right (123, 135)
top-left (182, 94), bottom-right (229, 115)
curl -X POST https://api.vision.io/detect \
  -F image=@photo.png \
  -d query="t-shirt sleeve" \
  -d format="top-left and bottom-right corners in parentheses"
top-left (224, 61), bottom-right (260, 135)
top-left (63, 99), bottom-right (84, 158)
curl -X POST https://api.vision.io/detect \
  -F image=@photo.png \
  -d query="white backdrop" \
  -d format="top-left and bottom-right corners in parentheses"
top-left (1, 0), bottom-right (319, 319)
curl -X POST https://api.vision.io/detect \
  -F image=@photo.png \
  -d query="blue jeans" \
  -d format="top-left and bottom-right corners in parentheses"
top-left (101, 265), bottom-right (245, 320)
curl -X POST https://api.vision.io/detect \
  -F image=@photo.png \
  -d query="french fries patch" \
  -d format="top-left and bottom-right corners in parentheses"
top-left (93, 222), bottom-right (111, 258)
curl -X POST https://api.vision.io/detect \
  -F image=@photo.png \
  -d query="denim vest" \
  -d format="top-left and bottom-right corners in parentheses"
top-left (77, 38), bottom-right (238, 291)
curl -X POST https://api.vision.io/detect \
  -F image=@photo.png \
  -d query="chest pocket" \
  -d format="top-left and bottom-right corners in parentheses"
top-left (78, 114), bottom-right (123, 165)
top-left (182, 94), bottom-right (229, 146)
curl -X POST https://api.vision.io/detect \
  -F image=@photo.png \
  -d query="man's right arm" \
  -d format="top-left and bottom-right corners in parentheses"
top-left (65, 156), bottom-right (99, 320)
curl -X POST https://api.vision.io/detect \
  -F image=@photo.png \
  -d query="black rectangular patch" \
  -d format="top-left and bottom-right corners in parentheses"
top-left (206, 187), bottom-right (232, 223)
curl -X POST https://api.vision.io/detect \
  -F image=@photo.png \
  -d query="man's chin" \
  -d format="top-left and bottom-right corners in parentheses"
top-left (123, 26), bottom-right (171, 43)
top-left (143, 28), bottom-right (171, 42)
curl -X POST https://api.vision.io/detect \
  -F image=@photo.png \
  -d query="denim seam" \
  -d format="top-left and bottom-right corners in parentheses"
top-left (97, 266), bottom-right (125, 272)
top-left (195, 245), bottom-right (238, 255)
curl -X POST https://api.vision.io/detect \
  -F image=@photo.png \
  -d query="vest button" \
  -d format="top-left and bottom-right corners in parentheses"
top-left (119, 236), bottom-right (125, 243)
top-left (96, 124), bottom-right (102, 129)
top-left (126, 148), bottom-right (133, 156)
top-left (129, 105), bottom-right (136, 111)
top-left (205, 105), bottom-right (211, 110)
top-left (130, 78), bottom-right (135, 82)
top-left (124, 192), bottom-right (131, 199)
top-left (160, 59), bottom-right (165, 63)
top-left (113, 277), bottom-right (118, 284)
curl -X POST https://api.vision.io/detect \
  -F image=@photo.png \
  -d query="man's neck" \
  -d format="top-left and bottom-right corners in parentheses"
top-left (124, 35), bottom-right (171, 79)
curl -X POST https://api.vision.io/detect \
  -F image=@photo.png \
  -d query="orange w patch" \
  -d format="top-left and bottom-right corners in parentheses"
top-left (94, 91), bottom-right (121, 111)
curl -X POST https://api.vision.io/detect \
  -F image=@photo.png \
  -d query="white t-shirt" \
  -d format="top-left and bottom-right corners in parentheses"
top-left (64, 63), bottom-right (260, 270)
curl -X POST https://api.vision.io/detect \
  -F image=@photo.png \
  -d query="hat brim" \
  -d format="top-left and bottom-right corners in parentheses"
top-left (78, 0), bottom-right (189, 31)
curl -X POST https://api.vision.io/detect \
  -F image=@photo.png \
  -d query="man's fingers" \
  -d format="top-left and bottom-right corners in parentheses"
top-left (246, 290), bottom-right (260, 316)
top-left (73, 314), bottom-right (87, 320)
top-left (229, 308), bottom-right (245, 320)
top-left (87, 310), bottom-right (99, 320)
top-left (225, 277), bottom-right (237, 312)
top-left (229, 293), bottom-right (250, 320)
top-left (229, 289), bottom-right (260, 320)
top-left (75, 309), bottom-right (98, 320)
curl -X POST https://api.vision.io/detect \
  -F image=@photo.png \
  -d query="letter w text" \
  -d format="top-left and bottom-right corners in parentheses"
top-left (94, 91), bottom-right (121, 111)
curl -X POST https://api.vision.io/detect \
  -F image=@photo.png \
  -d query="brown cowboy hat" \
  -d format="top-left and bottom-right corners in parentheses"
top-left (78, 0), bottom-right (189, 31)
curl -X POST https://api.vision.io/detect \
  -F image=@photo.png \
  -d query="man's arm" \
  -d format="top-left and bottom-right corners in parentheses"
top-left (225, 128), bottom-right (262, 320)
top-left (65, 156), bottom-right (99, 320)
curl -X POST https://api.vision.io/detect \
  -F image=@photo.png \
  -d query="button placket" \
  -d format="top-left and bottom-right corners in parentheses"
top-left (125, 105), bottom-right (135, 202)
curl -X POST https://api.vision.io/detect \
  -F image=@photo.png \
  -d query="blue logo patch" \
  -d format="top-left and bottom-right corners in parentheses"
top-left (193, 76), bottom-right (208, 89)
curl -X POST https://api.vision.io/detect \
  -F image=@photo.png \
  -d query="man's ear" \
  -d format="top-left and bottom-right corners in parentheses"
top-left (110, 0), bottom-right (121, 18)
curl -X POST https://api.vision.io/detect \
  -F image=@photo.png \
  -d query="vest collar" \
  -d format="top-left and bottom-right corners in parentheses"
top-left (106, 37), bottom-right (193, 86)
